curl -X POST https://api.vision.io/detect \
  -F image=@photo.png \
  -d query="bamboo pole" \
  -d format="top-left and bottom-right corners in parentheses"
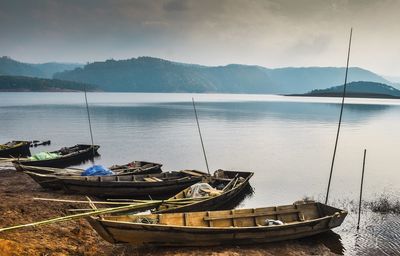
top-left (222, 174), bottom-right (239, 192)
top-left (357, 149), bottom-right (367, 230)
top-left (83, 86), bottom-right (96, 158)
top-left (86, 196), bottom-right (97, 210)
top-left (2, 195), bottom-right (212, 232)
top-left (192, 98), bottom-right (210, 175)
top-left (67, 200), bottom-right (200, 212)
top-left (0, 201), bottom-right (159, 232)
top-left (325, 28), bottom-right (353, 204)
top-left (33, 197), bottom-right (134, 205)
top-left (68, 209), bottom-right (100, 212)
top-left (34, 197), bottom-right (204, 205)
top-left (108, 198), bottom-right (204, 203)
top-left (0, 157), bottom-right (29, 162)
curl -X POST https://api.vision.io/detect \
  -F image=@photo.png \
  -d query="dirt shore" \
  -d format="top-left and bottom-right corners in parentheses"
top-left (0, 166), bottom-right (342, 255)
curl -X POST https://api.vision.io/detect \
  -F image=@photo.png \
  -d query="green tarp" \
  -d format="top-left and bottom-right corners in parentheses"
top-left (28, 152), bottom-right (60, 161)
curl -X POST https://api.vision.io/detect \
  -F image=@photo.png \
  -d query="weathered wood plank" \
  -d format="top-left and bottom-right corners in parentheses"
top-left (203, 209), bottom-right (301, 221)
top-left (180, 170), bottom-right (204, 177)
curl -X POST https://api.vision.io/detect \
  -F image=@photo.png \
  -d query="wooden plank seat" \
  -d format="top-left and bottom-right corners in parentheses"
top-left (203, 209), bottom-right (301, 221)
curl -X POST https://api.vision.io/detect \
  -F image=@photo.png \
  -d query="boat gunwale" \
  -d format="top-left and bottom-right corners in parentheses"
top-left (24, 170), bottom-right (204, 186)
top-left (19, 161), bottom-right (163, 175)
top-left (90, 209), bottom-right (346, 231)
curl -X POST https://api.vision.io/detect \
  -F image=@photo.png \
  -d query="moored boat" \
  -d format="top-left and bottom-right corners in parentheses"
top-left (22, 161), bottom-right (163, 190)
top-left (0, 141), bottom-right (31, 158)
top-left (87, 201), bottom-right (347, 247)
top-left (25, 169), bottom-right (207, 198)
top-left (154, 169), bottom-right (254, 213)
top-left (13, 144), bottom-right (99, 170)
top-left (109, 161), bottom-right (162, 174)
top-left (19, 161), bottom-right (162, 175)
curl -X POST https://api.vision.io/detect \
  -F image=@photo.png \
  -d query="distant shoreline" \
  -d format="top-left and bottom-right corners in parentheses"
top-left (286, 92), bottom-right (400, 99)
top-left (0, 88), bottom-right (92, 92)
top-left (2, 91), bottom-right (400, 100)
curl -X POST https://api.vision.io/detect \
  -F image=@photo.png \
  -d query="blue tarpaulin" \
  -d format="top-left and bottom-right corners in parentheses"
top-left (81, 165), bottom-right (115, 176)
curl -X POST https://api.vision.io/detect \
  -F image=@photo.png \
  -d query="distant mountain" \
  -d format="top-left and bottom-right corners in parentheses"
top-left (0, 56), bottom-right (83, 78)
top-left (267, 67), bottom-right (392, 93)
top-left (0, 75), bottom-right (98, 92)
top-left (32, 62), bottom-right (83, 78)
top-left (294, 81), bottom-right (400, 99)
top-left (383, 75), bottom-right (400, 87)
top-left (0, 56), bottom-right (44, 77)
top-left (54, 56), bottom-right (392, 93)
top-left (55, 57), bottom-right (273, 93)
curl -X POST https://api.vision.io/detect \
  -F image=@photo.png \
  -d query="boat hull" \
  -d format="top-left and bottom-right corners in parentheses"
top-left (60, 177), bottom-right (202, 199)
top-left (24, 168), bottom-right (205, 198)
top-left (25, 171), bottom-right (62, 190)
top-left (13, 144), bottom-right (99, 170)
top-left (88, 202), bottom-right (347, 247)
top-left (0, 141), bottom-right (31, 158)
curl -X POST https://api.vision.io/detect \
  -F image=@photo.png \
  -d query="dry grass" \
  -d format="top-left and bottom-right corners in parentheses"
top-left (366, 195), bottom-right (400, 214)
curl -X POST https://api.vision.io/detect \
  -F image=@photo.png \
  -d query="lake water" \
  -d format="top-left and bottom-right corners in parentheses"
top-left (1, 92), bottom-right (399, 255)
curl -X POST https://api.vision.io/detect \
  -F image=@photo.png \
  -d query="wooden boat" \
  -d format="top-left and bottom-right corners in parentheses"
top-left (87, 201), bottom-right (347, 247)
top-left (109, 161), bottom-right (162, 175)
top-left (22, 161), bottom-right (163, 190)
top-left (154, 170), bottom-right (254, 213)
top-left (25, 170), bottom-right (207, 199)
top-left (19, 161), bottom-right (162, 175)
top-left (0, 141), bottom-right (31, 158)
top-left (13, 144), bottom-right (100, 170)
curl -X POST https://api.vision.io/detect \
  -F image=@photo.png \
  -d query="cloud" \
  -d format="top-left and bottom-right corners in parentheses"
top-left (0, 0), bottom-right (399, 74)
top-left (163, 0), bottom-right (189, 12)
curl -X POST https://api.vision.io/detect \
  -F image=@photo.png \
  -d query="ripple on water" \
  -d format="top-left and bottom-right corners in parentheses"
top-left (338, 210), bottom-right (400, 255)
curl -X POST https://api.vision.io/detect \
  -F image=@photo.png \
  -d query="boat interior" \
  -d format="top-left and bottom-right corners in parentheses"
top-left (109, 161), bottom-right (161, 171)
top-left (168, 170), bottom-right (251, 200)
top-left (21, 165), bottom-right (83, 175)
top-left (66, 169), bottom-right (205, 182)
top-left (21, 161), bottom-right (161, 176)
top-left (54, 144), bottom-right (98, 156)
top-left (0, 141), bottom-right (28, 149)
top-left (100, 201), bottom-right (341, 228)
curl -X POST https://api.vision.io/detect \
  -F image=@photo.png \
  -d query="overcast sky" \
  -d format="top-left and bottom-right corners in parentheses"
top-left (1, 0), bottom-right (399, 76)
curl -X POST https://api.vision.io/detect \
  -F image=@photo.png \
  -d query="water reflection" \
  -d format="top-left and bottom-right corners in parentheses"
top-left (351, 213), bottom-right (400, 255)
top-left (88, 101), bottom-right (394, 125)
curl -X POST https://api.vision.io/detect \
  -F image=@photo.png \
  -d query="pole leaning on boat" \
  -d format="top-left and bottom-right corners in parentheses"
top-left (192, 98), bottom-right (210, 175)
top-left (325, 28), bottom-right (353, 204)
top-left (83, 86), bottom-right (96, 159)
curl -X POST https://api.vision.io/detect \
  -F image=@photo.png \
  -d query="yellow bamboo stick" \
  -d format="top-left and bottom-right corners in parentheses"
top-left (0, 201), bottom-right (160, 232)
top-left (33, 197), bottom-right (135, 205)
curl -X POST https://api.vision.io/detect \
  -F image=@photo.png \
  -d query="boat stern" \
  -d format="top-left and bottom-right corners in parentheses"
top-left (317, 203), bottom-right (347, 228)
top-left (86, 216), bottom-right (117, 244)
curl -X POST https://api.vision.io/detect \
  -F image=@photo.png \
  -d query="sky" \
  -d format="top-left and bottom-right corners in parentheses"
top-left (0, 0), bottom-right (399, 76)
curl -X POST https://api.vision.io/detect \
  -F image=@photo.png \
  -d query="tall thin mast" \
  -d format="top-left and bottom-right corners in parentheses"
top-left (84, 87), bottom-right (95, 158)
top-left (325, 28), bottom-right (353, 204)
top-left (192, 98), bottom-right (210, 175)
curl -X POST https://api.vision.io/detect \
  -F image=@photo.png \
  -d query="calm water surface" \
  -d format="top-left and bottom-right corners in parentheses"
top-left (1, 92), bottom-right (399, 255)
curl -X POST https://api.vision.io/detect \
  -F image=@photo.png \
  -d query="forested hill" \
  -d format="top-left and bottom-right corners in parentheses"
top-left (296, 81), bottom-right (400, 99)
top-left (0, 56), bottom-right (82, 78)
top-left (0, 76), bottom-right (98, 92)
top-left (54, 56), bottom-right (392, 93)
